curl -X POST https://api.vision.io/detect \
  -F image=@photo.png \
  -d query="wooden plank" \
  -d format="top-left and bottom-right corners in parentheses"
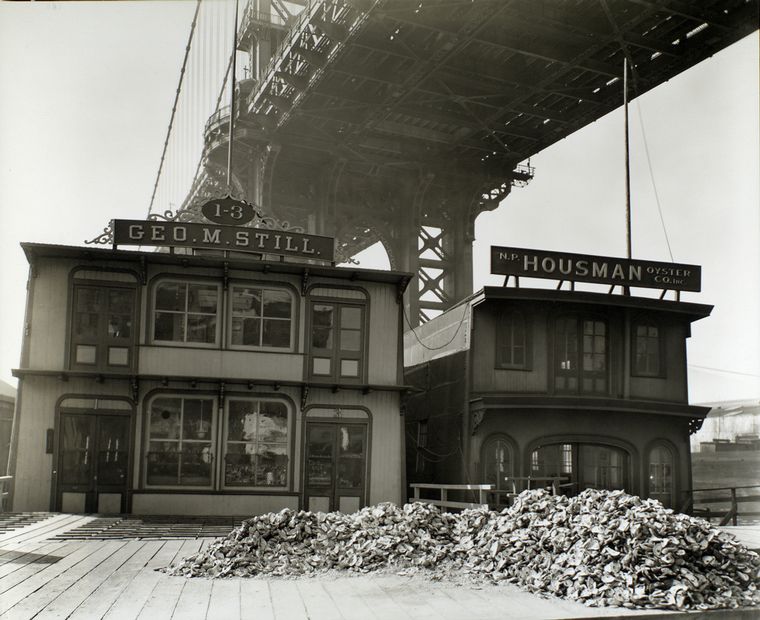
top-left (0, 541), bottom-right (84, 597)
top-left (0, 514), bottom-right (77, 545)
top-left (357, 576), bottom-right (413, 620)
top-left (295, 579), bottom-right (345, 620)
top-left (171, 577), bottom-right (212, 620)
top-left (0, 541), bottom-right (69, 580)
top-left (0, 541), bottom-right (126, 618)
top-left (19, 541), bottom-right (141, 620)
top-left (2, 516), bottom-right (96, 548)
top-left (371, 576), bottom-right (438, 620)
top-left (205, 579), bottom-right (241, 620)
top-left (238, 579), bottom-right (274, 620)
top-left (409, 484), bottom-right (493, 491)
top-left (321, 578), bottom-right (381, 619)
top-left (102, 540), bottom-right (185, 620)
top-left (408, 498), bottom-right (488, 510)
top-left (66, 540), bottom-right (164, 620)
top-left (268, 580), bottom-right (308, 620)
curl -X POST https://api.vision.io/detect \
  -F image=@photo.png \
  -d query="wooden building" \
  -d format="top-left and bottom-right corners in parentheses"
top-left (404, 285), bottom-right (712, 509)
top-left (10, 241), bottom-right (410, 515)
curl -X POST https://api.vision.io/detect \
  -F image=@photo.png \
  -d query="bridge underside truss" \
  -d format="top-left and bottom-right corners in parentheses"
top-left (189, 0), bottom-right (757, 323)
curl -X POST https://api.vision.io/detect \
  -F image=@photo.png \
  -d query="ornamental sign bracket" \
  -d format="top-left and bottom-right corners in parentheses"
top-left (490, 246), bottom-right (701, 293)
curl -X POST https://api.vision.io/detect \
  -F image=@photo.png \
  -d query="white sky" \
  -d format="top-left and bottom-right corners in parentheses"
top-left (0, 2), bottom-right (758, 404)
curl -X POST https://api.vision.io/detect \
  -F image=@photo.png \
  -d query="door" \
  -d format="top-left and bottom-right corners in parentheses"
top-left (304, 422), bottom-right (367, 513)
top-left (57, 412), bottom-right (130, 513)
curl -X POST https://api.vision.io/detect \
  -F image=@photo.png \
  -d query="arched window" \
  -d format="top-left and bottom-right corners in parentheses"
top-left (482, 437), bottom-right (514, 491)
top-left (648, 445), bottom-right (674, 507)
top-left (496, 310), bottom-right (528, 369)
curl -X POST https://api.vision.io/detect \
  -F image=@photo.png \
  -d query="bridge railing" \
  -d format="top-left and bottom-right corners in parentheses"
top-left (409, 483), bottom-right (492, 512)
top-left (680, 485), bottom-right (760, 526)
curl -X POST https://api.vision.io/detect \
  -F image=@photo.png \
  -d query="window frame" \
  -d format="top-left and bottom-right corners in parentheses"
top-left (307, 298), bottom-right (367, 384)
top-left (631, 318), bottom-right (666, 378)
top-left (68, 280), bottom-right (137, 373)
top-left (221, 396), bottom-right (293, 491)
top-left (151, 279), bottom-right (222, 348)
top-left (143, 394), bottom-right (218, 490)
top-left (227, 284), bottom-right (296, 352)
top-left (495, 309), bottom-right (530, 370)
top-left (553, 314), bottom-right (609, 396)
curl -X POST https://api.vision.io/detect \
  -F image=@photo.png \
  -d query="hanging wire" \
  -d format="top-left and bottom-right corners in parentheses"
top-left (402, 302), bottom-right (469, 351)
top-left (147, 0), bottom-right (203, 217)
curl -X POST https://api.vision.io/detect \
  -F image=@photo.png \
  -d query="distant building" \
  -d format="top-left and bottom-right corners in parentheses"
top-left (404, 286), bottom-right (712, 509)
top-left (0, 379), bottom-right (15, 477)
top-left (691, 400), bottom-right (760, 452)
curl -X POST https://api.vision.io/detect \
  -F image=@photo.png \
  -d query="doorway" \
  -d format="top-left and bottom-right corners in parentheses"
top-left (56, 412), bottom-right (130, 513)
top-left (304, 422), bottom-right (367, 513)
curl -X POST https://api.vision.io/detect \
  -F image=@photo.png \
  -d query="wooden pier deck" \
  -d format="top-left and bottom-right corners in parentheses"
top-left (0, 514), bottom-right (758, 619)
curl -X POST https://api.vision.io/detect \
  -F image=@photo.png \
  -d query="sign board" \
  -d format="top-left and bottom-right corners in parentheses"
top-left (113, 220), bottom-right (334, 261)
top-left (491, 246), bottom-right (701, 292)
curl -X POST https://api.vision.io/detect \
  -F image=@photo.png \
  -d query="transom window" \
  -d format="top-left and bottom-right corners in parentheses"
top-left (70, 284), bottom-right (136, 371)
top-left (555, 316), bottom-right (608, 394)
top-left (634, 322), bottom-right (662, 376)
top-left (224, 398), bottom-right (290, 488)
top-left (146, 396), bottom-right (216, 487)
top-left (310, 302), bottom-right (365, 382)
top-left (496, 310), bottom-right (528, 369)
top-left (229, 286), bottom-right (293, 349)
top-left (153, 281), bottom-right (220, 345)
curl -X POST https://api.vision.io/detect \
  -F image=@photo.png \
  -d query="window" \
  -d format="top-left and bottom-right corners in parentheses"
top-left (146, 396), bottom-right (215, 487)
top-left (531, 442), bottom-right (629, 495)
top-left (554, 316), bottom-right (608, 394)
top-left (153, 281), bottom-right (220, 345)
top-left (496, 310), bottom-right (528, 369)
top-left (224, 398), bottom-right (290, 488)
top-left (634, 322), bottom-right (662, 376)
top-left (229, 286), bottom-right (293, 349)
top-left (648, 445), bottom-right (674, 507)
top-left (310, 302), bottom-right (365, 382)
top-left (70, 284), bottom-right (136, 371)
top-left (144, 394), bottom-right (293, 490)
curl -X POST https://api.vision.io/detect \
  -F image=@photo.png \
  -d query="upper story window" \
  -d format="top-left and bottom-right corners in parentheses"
top-left (496, 310), bottom-right (528, 369)
top-left (70, 283), bottom-right (136, 371)
top-left (229, 285), bottom-right (294, 350)
top-left (153, 281), bottom-right (221, 345)
top-left (554, 316), bottom-right (608, 395)
top-left (633, 322), bottom-right (662, 377)
top-left (309, 301), bottom-right (365, 382)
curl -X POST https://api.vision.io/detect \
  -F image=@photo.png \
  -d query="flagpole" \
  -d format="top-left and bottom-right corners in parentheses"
top-left (624, 57), bottom-right (632, 261)
top-left (226, 0), bottom-right (239, 194)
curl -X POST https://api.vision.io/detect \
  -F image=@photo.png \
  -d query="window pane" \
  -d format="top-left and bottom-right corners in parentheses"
top-left (224, 443), bottom-right (256, 486)
top-left (583, 321), bottom-right (594, 335)
top-left (156, 283), bottom-right (185, 311)
top-left (187, 315), bottom-right (216, 343)
top-left (313, 305), bottom-right (334, 327)
top-left (340, 359), bottom-right (359, 377)
top-left (340, 329), bottom-right (361, 351)
top-left (75, 345), bottom-right (97, 364)
top-left (147, 444), bottom-right (179, 485)
top-left (107, 347), bottom-right (129, 366)
top-left (150, 399), bottom-right (181, 439)
top-left (338, 457), bottom-right (363, 488)
top-left (228, 400), bottom-right (258, 441)
top-left (341, 307), bottom-right (361, 329)
top-left (263, 319), bottom-right (290, 348)
top-left (257, 443), bottom-right (288, 486)
top-left (259, 402), bottom-right (288, 442)
top-left (109, 289), bottom-right (133, 312)
top-left (154, 312), bottom-right (184, 341)
top-left (180, 443), bottom-right (212, 485)
top-left (263, 290), bottom-right (291, 318)
top-left (76, 313), bottom-right (99, 339)
top-left (513, 347), bottom-right (525, 366)
top-left (312, 327), bottom-right (333, 349)
top-left (188, 285), bottom-right (218, 313)
top-left (594, 337), bottom-right (605, 354)
top-left (313, 357), bottom-right (331, 375)
top-left (108, 315), bottom-right (131, 339)
top-left (76, 288), bottom-right (102, 312)
top-left (231, 317), bottom-right (260, 346)
top-left (232, 288), bottom-right (261, 316)
top-left (183, 399), bottom-right (213, 440)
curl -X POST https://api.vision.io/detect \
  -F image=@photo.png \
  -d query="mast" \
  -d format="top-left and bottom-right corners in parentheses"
top-left (624, 57), bottom-right (632, 261)
top-left (226, 0), bottom-right (240, 194)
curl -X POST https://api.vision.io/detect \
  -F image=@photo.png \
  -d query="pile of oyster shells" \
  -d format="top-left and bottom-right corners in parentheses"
top-left (165, 489), bottom-right (760, 611)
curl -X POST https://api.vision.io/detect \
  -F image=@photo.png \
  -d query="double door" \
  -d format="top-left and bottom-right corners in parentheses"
top-left (304, 422), bottom-right (367, 513)
top-left (57, 412), bottom-right (130, 513)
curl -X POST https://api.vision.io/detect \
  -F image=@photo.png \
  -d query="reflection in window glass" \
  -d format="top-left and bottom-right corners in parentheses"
top-left (146, 397), bottom-right (214, 486)
top-left (224, 399), bottom-right (289, 487)
top-left (230, 286), bottom-right (292, 348)
top-left (154, 282), bottom-right (219, 344)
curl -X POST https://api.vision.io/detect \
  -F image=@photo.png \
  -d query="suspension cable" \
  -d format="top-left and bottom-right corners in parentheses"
top-left (147, 0), bottom-right (203, 217)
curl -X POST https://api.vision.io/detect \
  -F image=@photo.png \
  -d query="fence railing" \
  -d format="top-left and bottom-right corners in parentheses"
top-left (409, 483), bottom-right (492, 512)
top-left (680, 485), bottom-right (760, 526)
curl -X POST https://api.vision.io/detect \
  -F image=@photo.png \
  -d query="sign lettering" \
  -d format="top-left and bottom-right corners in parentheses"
top-left (491, 246), bottom-right (701, 292)
top-left (113, 220), bottom-right (334, 261)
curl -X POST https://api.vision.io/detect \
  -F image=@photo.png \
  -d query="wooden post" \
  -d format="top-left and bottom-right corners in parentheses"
top-left (731, 488), bottom-right (738, 526)
top-left (441, 488), bottom-right (448, 513)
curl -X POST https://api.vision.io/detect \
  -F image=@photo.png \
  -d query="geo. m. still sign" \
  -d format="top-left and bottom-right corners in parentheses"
top-left (113, 220), bottom-right (335, 261)
top-left (491, 246), bottom-right (701, 292)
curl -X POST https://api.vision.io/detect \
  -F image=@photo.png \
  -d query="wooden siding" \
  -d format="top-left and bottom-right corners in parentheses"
top-left (138, 347), bottom-right (305, 382)
top-left (12, 375), bottom-right (132, 512)
top-left (27, 261), bottom-right (70, 371)
top-left (630, 323), bottom-right (689, 403)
